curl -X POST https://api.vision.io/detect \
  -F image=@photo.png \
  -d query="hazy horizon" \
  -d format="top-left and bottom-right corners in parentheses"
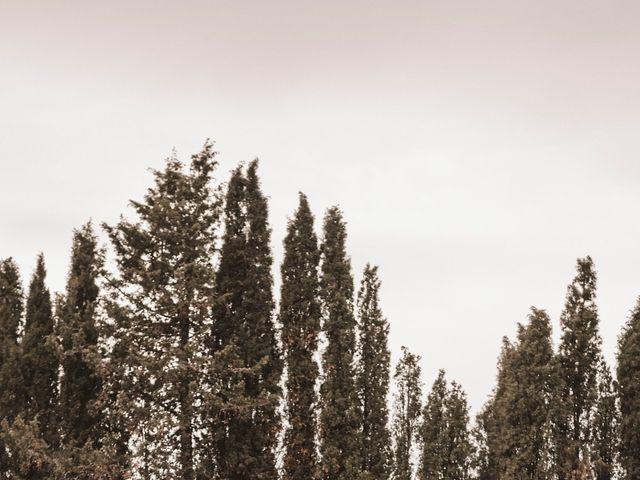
top-left (2, 0), bottom-right (640, 412)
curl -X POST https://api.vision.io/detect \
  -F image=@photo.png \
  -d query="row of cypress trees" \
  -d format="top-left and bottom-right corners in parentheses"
top-left (0, 143), bottom-right (639, 479)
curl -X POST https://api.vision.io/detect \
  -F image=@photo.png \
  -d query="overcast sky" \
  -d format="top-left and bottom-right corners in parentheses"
top-left (2, 0), bottom-right (640, 412)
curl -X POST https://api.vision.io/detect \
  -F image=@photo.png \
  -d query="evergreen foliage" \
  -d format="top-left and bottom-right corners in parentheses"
top-left (57, 222), bottom-right (104, 450)
top-left (0, 258), bottom-right (25, 476)
top-left (4, 143), bottom-right (640, 480)
top-left (391, 346), bottom-right (422, 480)
top-left (554, 257), bottom-right (603, 479)
top-left (419, 371), bottom-right (472, 480)
top-left (617, 298), bottom-right (640, 479)
top-left (210, 159), bottom-right (282, 480)
top-left (591, 361), bottom-right (618, 480)
top-left (280, 193), bottom-right (321, 480)
top-left (472, 339), bottom-right (514, 480)
top-left (103, 142), bottom-right (221, 479)
top-left (0, 258), bottom-right (24, 421)
top-left (21, 254), bottom-right (58, 446)
top-left (494, 308), bottom-right (555, 480)
top-left (420, 370), bottom-right (448, 480)
top-left (356, 264), bottom-right (392, 480)
top-left (318, 207), bottom-right (361, 480)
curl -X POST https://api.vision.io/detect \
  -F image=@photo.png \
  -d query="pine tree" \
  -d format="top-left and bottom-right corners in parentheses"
top-left (103, 142), bottom-right (221, 479)
top-left (554, 257), bottom-right (603, 479)
top-left (496, 308), bottom-right (555, 480)
top-left (617, 298), bottom-right (640, 480)
top-left (211, 159), bottom-right (282, 480)
top-left (319, 207), bottom-right (361, 480)
top-left (0, 258), bottom-right (25, 475)
top-left (280, 193), bottom-right (321, 480)
top-left (591, 361), bottom-right (618, 480)
top-left (58, 222), bottom-right (104, 450)
top-left (392, 346), bottom-right (422, 480)
top-left (356, 264), bottom-right (391, 480)
top-left (21, 254), bottom-right (58, 446)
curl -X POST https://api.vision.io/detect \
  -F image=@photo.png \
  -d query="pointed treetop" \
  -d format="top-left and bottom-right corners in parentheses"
top-left (0, 258), bottom-right (23, 341)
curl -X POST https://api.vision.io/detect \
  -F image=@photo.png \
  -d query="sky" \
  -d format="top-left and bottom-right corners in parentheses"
top-left (1, 0), bottom-right (640, 413)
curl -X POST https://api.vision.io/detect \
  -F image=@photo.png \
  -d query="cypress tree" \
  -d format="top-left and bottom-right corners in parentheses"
top-left (280, 193), bottom-right (321, 480)
top-left (419, 372), bottom-right (472, 480)
top-left (617, 298), bottom-right (640, 479)
top-left (0, 258), bottom-right (24, 421)
top-left (472, 399), bottom-right (497, 480)
top-left (495, 308), bottom-right (555, 480)
top-left (419, 370), bottom-right (448, 480)
top-left (104, 142), bottom-right (221, 479)
top-left (391, 346), bottom-right (422, 480)
top-left (442, 381), bottom-right (472, 480)
top-left (211, 159), bottom-right (282, 480)
top-left (591, 361), bottom-right (618, 480)
top-left (554, 256), bottom-right (603, 479)
top-left (472, 338), bottom-right (515, 480)
top-left (58, 222), bottom-right (103, 449)
top-left (244, 160), bottom-right (282, 478)
top-left (356, 264), bottom-right (391, 480)
top-left (0, 258), bottom-right (25, 475)
top-left (318, 207), bottom-right (361, 480)
top-left (21, 254), bottom-right (58, 446)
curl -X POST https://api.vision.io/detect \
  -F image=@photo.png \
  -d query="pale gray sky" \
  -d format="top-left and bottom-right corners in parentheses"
top-left (2, 0), bottom-right (640, 412)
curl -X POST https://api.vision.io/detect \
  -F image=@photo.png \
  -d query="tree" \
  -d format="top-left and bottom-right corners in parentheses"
top-left (280, 193), bottom-right (321, 480)
top-left (319, 207), bottom-right (361, 480)
top-left (419, 371), bottom-right (472, 480)
top-left (392, 346), bottom-right (422, 480)
top-left (103, 142), bottom-right (221, 479)
top-left (419, 370), bottom-right (448, 480)
top-left (554, 257), bottom-right (603, 479)
top-left (0, 258), bottom-right (24, 420)
top-left (0, 258), bottom-right (25, 476)
top-left (21, 254), bottom-right (58, 446)
top-left (442, 381), bottom-right (472, 480)
top-left (496, 308), bottom-right (555, 480)
top-left (591, 361), bottom-right (618, 480)
top-left (472, 338), bottom-right (515, 480)
top-left (617, 298), bottom-right (640, 480)
top-left (57, 222), bottom-right (104, 450)
top-left (210, 159), bottom-right (282, 480)
top-left (356, 264), bottom-right (391, 480)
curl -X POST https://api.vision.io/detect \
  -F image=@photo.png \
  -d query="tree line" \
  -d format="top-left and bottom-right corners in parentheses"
top-left (1, 142), bottom-right (639, 479)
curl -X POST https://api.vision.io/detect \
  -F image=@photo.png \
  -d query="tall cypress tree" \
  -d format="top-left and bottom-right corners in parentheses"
top-left (443, 381), bottom-right (472, 480)
top-left (356, 264), bottom-right (391, 480)
top-left (391, 346), bottom-right (422, 480)
top-left (472, 338), bottom-right (515, 480)
top-left (211, 159), bottom-right (282, 480)
top-left (280, 193), bottom-right (321, 480)
top-left (58, 222), bottom-right (103, 449)
top-left (617, 298), bottom-right (640, 480)
top-left (0, 258), bottom-right (25, 475)
top-left (419, 372), bottom-right (472, 480)
top-left (554, 256), bottom-right (603, 479)
top-left (493, 308), bottom-right (555, 480)
top-left (0, 258), bottom-right (24, 421)
top-left (591, 361), bottom-right (618, 480)
top-left (21, 254), bottom-right (58, 446)
top-left (319, 207), bottom-right (361, 480)
top-left (419, 370), bottom-right (448, 480)
top-left (104, 143), bottom-right (221, 479)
